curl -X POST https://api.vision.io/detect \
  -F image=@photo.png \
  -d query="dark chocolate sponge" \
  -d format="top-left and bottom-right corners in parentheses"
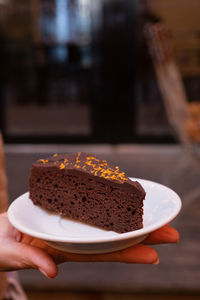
top-left (29, 153), bottom-right (145, 233)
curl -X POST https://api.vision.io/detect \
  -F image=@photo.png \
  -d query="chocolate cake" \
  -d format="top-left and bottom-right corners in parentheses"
top-left (29, 153), bottom-right (145, 233)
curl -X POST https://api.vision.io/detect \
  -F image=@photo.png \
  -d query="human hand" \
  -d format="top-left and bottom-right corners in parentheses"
top-left (0, 213), bottom-right (179, 278)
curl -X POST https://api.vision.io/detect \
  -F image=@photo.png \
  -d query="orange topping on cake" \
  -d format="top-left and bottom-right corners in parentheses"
top-left (40, 159), bottom-right (48, 164)
top-left (84, 156), bottom-right (128, 183)
top-left (59, 163), bottom-right (65, 170)
top-left (39, 153), bottom-right (128, 183)
top-left (74, 152), bottom-right (81, 169)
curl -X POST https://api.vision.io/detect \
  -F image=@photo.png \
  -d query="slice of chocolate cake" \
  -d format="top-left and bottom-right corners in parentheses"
top-left (29, 153), bottom-right (145, 233)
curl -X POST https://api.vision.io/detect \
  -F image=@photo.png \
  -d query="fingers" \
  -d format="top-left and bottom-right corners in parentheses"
top-left (0, 213), bottom-right (57, 278)
top-left (18, 243), bottom-right (58, 278)
top-left (143, 224), bottom-right (179, 245)
top-left (57, 244), bottom-right (159, 265)
top-left (0, 241), bottom-right (58, 278)
top-left (20, 243), bottom-right (58, 278)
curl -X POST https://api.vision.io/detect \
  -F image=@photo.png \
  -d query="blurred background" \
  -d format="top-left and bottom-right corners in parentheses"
top-left (1, 0), bottom-right (200, 299)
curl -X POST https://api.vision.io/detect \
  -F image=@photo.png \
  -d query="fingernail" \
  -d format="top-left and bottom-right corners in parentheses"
top-left (164, 228), bottom-right (179, 243)
top-left (39, 268), bottom-right (51, 279)
top-left (174, 231), bottom-right (180, 243)
top-left (153, 258), bottom-right (160, 265)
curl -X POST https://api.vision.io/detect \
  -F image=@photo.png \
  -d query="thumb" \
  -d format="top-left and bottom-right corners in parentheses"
top-left (8, 242), bottom-right (58, 278)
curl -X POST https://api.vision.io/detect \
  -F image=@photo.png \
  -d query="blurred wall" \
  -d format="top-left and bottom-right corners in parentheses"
top-left (151, 0), bottom-right (200, 77)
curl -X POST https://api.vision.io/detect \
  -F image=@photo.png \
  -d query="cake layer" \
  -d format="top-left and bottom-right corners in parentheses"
top-left (30, 187), bottom-right (143, 233)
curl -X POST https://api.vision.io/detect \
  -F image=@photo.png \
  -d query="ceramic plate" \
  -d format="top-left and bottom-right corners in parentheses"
top-left (8, 178), bottom-right (181, 254)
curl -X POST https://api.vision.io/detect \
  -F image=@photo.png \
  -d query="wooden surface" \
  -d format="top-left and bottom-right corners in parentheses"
top-left (4, 144), bottom-right (200, 293)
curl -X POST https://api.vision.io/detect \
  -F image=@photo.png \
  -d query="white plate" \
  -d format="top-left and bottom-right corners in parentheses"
top-left (8, 178), bottom-right (181, 254)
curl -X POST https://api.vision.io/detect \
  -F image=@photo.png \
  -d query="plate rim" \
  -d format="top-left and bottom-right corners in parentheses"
top-left (8, 178), bottom-right (182, 244)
